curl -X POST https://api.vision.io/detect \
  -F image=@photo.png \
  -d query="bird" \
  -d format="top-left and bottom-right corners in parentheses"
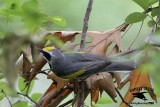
top-left (132, 92), bottom-right (148, 101)
top-left (39, 46), bottom-right (135, 80)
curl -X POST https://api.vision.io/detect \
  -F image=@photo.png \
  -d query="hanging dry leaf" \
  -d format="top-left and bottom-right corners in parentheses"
top-left (47, 72), bottom-right (69, 91)
top-left (120, 70), bottom-right (157, 107)
top-left (49, 31), bottom-right (79, 43)
top-left (84, 28), bottom-right (121, 55)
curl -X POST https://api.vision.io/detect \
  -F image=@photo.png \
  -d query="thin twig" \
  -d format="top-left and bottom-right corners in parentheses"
top-left (58, 99), bottom-right (73, 107)
top-left (26, 83), bottom-right (30, 95)
top-left (17, 92), bottom-right (39, 107)
top-left (115, 88), bottom-right (132, 107)
top-left (2, 90), bottom-right (12, 107)
top-left (128, 21), bottom-right (144, 49)
top-left (122, 24), bottom-right (133, 38)
top-left (80, 0), bottom-right (93, 51)
top-left (78, 0), bottom-right (94, 107)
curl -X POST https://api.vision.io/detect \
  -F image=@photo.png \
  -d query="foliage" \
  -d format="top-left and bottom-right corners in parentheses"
top-left (0, 0), bottom-right (160, 107)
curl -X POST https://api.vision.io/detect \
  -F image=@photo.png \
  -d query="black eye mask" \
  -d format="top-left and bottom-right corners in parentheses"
top-left (41, 50), bottom-right (51, 61)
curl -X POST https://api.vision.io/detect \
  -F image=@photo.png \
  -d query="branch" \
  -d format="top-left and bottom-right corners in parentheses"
top-left (80, 0), bottom-right (93, 51)
top-left (146, 5), bottom-right (160, 44)
top-left (2, 90), bottom-right (12, 107)
top-left (17, 92), bottom-right (39, 107)
top-left (78, 0), bottom-right (94, 107)
top-left (121, 6), bottom-right (159, 32)
top-left (128, 21), bottom-right (144, 49)
top-left (115, 88), bottom-right (132, 107)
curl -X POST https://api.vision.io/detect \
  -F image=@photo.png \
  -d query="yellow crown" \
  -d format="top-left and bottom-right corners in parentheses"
top-left (43, 46), bottom-right (56, 51)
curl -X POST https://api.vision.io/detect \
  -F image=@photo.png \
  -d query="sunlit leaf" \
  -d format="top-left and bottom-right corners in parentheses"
top-left (0, 73), bottom-right (5, 79)
top-left (0, 9), bottom-right (6, 15)
top-left (0, 93), bottom-right (4, 100)
top-left (21, 0), bottom-right (47, 31)
top-left (18, 77), bottom-right (34, 94)
top-left (31, 93), bottom-right (42, 101)
top-left (0, 81), bottom-right (18, 97)
top-left (97, 98), bottom-right (113, 104)
top-left (13, 101), bottom-right (28, 107)
top-left (5, 0), bottom-right (21, 10)
top-left (52, 16), bottom-right (67, 27)
top-left (154, 84), bottom-right (160, 98)
top-left (22, 0), bottom-right (39, 13)
top-left (148, 0), bottom-right (158, 4)
top-left (125, 12), bottom-right (146, 24)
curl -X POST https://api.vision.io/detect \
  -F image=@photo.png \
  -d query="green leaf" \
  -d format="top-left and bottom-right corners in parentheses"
top-left (0, 73), bottom-right (5, 79)
top-left (0, 93), bottom-right (4, 100)
top-left (125, 12), bottom-right (146, 24)
top-left (0, 81), bottom-right (18, 97)
top-left (133, 0), bottom-right (149, 10)
top-left (18, 77), bottom-right (34, 94)
top-left (155, 27), bottom-right (160, 36)
top-left (0, 9), bottom-right (6, 15)
top-left (22, 0), bottom-right (39, 13)
top-left (13, 101), bottom-right (28, 107)
top-left (153, 84), bottom-right (160, 98)
top-left (47, 35), bottom-right (64, 49)
top-left (5, 0), bottom-right (21, 10)
top-left (151, 8), bottom-right (160, 17)
top-left (148, 20), bottom-right (155, 27)
top-left (31, 93), bottom-right (42, 101)
top-left (52, 16), bottom-right (67, 27)
top-left (97, 98), bottom-right (112, 104)
top-left (148, 0), bottom-right (158, 4)
top-left (21, 0), bottom-right (47, 31)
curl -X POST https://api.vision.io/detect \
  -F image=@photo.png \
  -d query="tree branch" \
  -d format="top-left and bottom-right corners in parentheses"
top-left (115, 88), bottom-right (132, 107)
top-left (80, 0), bottom-right (93, 51)
top-left (78, 0), bottom-right (94, 107)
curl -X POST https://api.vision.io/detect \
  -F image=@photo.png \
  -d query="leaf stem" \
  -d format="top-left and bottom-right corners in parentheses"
top-left (2, 89), bottom-right (12, 107)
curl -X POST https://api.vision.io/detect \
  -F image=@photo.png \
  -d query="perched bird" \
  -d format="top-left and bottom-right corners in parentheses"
top-left (40, 46), bottom-right (135, 80)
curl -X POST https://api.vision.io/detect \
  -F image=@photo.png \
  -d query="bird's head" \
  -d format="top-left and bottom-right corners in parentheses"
top-left (39, 46), bottom-right (56, 61)
top-left (39, 46), bottom-right (63, 62)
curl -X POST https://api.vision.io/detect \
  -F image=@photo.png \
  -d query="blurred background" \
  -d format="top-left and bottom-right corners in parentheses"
top-left (0, 0), bottom-right (159, 107)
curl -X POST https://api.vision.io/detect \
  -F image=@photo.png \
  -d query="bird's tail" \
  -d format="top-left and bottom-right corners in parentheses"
top-left (103, 61), bottom-right (135, 72)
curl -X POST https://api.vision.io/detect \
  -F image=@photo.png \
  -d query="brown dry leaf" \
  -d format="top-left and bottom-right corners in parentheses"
top-left (22, 46), bottom-right (33, 80)
top-left (37, 82), bottom-right (57, 106)
top-left (47, 72), bottom-right (69, 91)
top-left (49, 31), bottom-right (79, 43)
top-left (27, 54), bottom-right (47, 84)
top-left (38, 73), bottom-right (70, 107)
top-left (91, 82), bottom-right (100, 106)
top-left (120, 70), bottom-right (157, 107)
top-left (83, 28), bottom-right (122, 106)
top-left (96, 73), bottom-right (117, 102)
top-left (84, 28), bottom-right (121, 55)
top-left (47, 88), bottom-right (72, 107)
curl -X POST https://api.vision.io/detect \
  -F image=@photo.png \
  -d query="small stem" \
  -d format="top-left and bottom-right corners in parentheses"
top-left (115, 88), bottom-right (132, 107)
top-left (17, 92), bottom-right (39, 107)
top-left (128, 21), bottom-right (144, 49)
top-left (2, 90), bottom-right (12, 107)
